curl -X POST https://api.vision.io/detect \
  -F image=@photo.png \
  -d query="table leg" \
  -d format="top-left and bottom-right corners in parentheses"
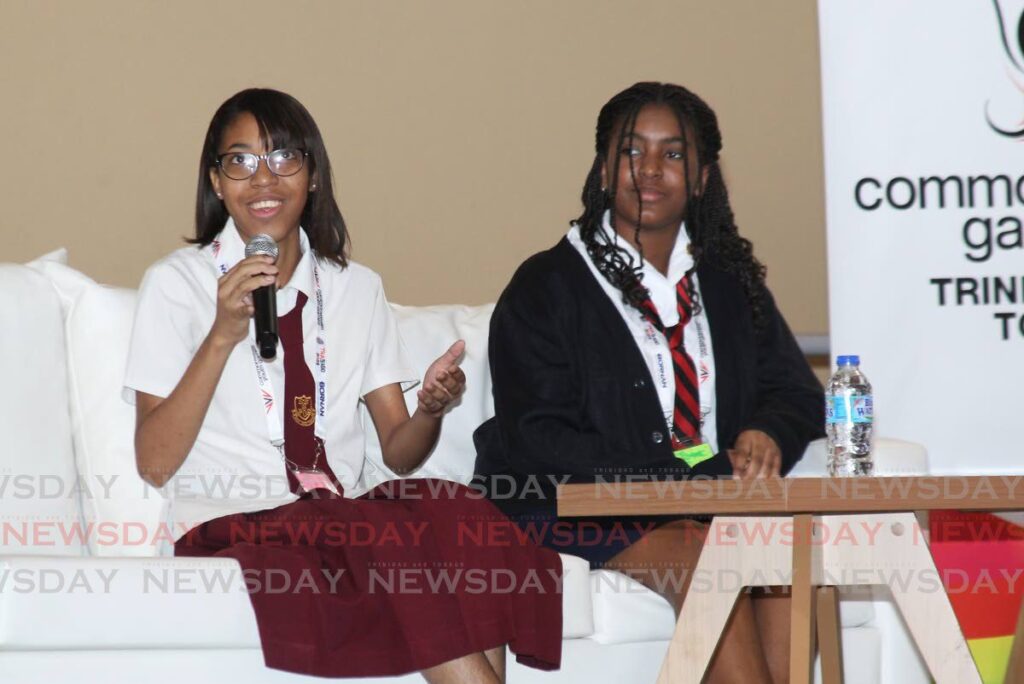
top-left (790, 513), bottom-right (817, 684)
top-left (1006, 597), bottom-right (1024, 684)
top-left (657, 516), bottom-right (794, 684)
top-left (819, 512), bottom-right (981, 684)
top-left (816, 586), bottom-right (844, 684)
top-left (883, 514), bottom-right (982, 683)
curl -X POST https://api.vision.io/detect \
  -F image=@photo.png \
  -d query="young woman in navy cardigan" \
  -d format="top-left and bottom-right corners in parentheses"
top-left (475, 82), bottom-right (824, 684)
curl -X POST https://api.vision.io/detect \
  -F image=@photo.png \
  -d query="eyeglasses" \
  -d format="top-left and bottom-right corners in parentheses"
top-left (215, 148), bottom-right (308, 181)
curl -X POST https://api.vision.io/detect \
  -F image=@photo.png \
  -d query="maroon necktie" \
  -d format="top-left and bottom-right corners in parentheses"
top-left (638, 275), bottom-right (701, 447)
top-left (278, 291), bottom-right (340, 494)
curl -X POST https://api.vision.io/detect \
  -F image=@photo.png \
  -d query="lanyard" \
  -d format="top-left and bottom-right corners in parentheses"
top-left (643, 306), bottom-right (713, 432)
top-left (213, 240), bottom-right (328, 448)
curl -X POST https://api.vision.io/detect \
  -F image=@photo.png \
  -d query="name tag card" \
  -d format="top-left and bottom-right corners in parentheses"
top-left (294, 468), bottom-right (340, 496)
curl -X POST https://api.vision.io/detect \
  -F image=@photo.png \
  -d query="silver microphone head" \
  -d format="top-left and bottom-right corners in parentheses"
top-left (244, 234), bottom-right (279, 261)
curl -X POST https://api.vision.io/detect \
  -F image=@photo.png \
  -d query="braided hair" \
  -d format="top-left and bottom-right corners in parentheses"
top-left (574, 82), bottom-right (768, 330)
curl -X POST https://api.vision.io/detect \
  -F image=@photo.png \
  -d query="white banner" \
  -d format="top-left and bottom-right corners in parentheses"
top-left (819, 1), bottom-right (1023, 475)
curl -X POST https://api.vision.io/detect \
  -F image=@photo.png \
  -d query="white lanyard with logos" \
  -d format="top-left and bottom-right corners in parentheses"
top-left (642, 309), bottom-right (713, 433)
top-left (213, 244), bottom-right (329, 452)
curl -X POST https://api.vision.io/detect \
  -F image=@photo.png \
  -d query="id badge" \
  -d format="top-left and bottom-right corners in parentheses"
top-left (293, 467), bottom-right (340, 495)
top-left (672, 434), bottom-right (714, 468)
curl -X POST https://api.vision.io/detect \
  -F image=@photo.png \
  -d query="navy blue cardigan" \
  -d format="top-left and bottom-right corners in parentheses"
top-left (473, 237), bottom-right (824, 508)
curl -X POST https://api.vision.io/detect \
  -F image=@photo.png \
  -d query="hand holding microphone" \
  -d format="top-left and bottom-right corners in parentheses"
top-left (244, 235), bottom-right (280, 359)
top-left (210, 235), bottom-right (279, 354)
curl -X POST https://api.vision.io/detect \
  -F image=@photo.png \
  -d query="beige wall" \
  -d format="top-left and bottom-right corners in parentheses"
top-left (1, 0), bottom-right (827, 334)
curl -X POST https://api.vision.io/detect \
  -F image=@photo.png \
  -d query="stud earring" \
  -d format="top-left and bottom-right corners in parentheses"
top-left (216, 193), bottom-right (223, 199)
top-left (309, 184), bottom-right (317, 192)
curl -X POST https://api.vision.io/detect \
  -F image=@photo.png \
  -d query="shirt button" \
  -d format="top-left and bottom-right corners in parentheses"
top-left (633, 378), bottom-right (647, 389)
top-left (651, 431), bottom-right (664, 444)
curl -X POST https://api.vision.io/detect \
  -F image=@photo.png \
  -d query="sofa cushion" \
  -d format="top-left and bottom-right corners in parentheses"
top-left (25, 259), bottom-right (165, 557)
top-left (0, 553), bottom-right (594, 649)
top-left (836, 586), bottom-right (876, 628)
top-left (589, 569), bottom-right (677, 644)
top-left (819, 626), bottom-right (881, 684)
top-left (0, 262), bottom-right (84, 557)
top-left (558, 553), bottom-right (595, 639)
top-left (358, 303), bottom-right (495, 492)
top-left (0, 556), bottom-right (260, 649)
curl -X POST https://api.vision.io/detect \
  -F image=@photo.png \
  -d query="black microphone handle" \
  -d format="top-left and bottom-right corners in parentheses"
top-left (252, 284), bottom-right (278, 359)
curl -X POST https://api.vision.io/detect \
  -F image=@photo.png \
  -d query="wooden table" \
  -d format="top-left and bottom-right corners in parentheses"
top-left (558, 475), bottom-right (1024, 684)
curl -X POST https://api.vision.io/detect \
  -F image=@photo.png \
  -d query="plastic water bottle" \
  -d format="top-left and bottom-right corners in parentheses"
top-left (826, 355), bottom-right (874, 477)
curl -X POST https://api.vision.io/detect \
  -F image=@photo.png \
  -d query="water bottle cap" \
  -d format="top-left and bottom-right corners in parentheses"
top-left (836, 355), bottom-right (860, 366)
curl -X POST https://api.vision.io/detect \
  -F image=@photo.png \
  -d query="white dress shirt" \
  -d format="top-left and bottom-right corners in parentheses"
top-left (567, 213), bottom-right (718, 452)
top-left (123, 219), bottom-right (415, 543)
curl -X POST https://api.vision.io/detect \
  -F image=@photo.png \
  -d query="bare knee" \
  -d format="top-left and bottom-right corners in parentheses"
top-left (421, 652), bottom-right (500, 684)
top-left (604, 519), bottom-right (708, 612)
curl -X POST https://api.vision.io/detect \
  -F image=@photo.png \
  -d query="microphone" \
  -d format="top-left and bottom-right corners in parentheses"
top-left (244, 234), bottom-right (279, 359)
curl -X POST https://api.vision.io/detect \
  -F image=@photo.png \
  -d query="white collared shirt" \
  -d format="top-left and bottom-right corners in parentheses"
top-left (567, 214), bottom-right (718, 452)
top-left (124, 219), bottom-right (415, 542)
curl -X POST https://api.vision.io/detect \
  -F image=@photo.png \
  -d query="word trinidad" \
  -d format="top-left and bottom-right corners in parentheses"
top-left (930, 275), bottom-right (1024, 340)
top-left (853, 173), bottom-right (1024, 340)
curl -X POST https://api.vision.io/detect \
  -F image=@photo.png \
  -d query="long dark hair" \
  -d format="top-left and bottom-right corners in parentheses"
top-left (575, 82), bottom-right (767, 329)
top-left (191, 88), bottom-right (349, 267)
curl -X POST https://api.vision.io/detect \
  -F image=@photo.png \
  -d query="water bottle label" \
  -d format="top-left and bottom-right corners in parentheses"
top-left (850, 395), bottom-right (873, 423)
top-left (826, 398), bottom-right (843, 424)
top-left (826, 395), bottom-right (873, 424)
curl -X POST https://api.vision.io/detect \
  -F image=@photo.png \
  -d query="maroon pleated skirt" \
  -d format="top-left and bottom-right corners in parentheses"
top-left (175, 479), bottom-right (563, 678)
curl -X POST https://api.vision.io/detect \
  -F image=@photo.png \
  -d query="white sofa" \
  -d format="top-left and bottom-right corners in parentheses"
top-left (0, 251), bottom-right (930, 683)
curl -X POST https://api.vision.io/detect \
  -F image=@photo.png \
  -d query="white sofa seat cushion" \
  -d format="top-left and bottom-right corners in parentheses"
top-left (0, 556), bottom-right (261, 649)
top-left (0, 651), bottom-right (425, 684)
top-left (0, 263), bottom-right (84, 557)
top-left (558, 553), bottom-right (595, 639)
top-left (589, 569), bottom-right (676, 644)
top-left (834, 587), bottom-right (877, 628)
top-left (0, 552), bottom-right (594, 649)
top-left (0, 545), bottom-right (863, 650)
top-left (818, 626), bottom-right (881, 684)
